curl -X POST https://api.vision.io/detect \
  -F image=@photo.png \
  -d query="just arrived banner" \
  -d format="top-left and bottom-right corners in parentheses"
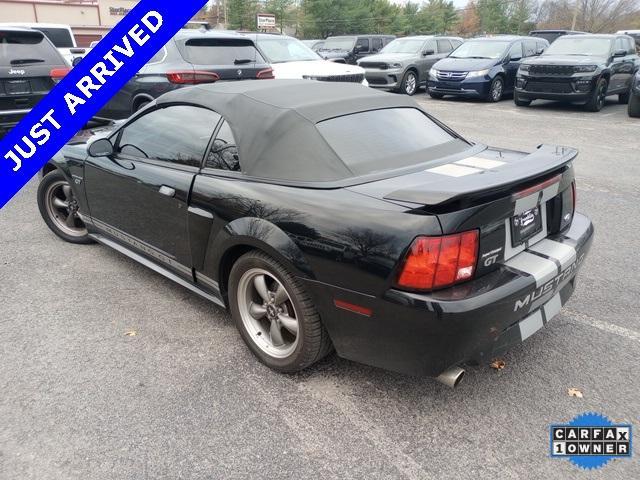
top-left (0, 0), bottom-right (207, 209)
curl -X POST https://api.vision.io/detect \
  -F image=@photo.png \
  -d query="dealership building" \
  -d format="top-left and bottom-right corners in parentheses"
top-left (0, 0), bottom-right (138, 46)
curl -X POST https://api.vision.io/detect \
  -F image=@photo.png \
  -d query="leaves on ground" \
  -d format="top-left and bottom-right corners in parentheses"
top-left (490, 359), bottom-right (506, 370)
top-left (568, 387), bottom-right (584, 398)
top-left (124, 330), bottom-right (137, 337)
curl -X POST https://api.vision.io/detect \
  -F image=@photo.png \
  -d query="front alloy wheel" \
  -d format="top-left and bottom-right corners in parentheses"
top-left (488, 77), bottom-right (504, 102)
top-left (229, 251), bottom-right (332, 372)
top-left (585, 78), bottom-right (608, 112)
top-left (37, 170), bottom-right (92, 244)
top-left (401, 71), bottom-right (417, 96)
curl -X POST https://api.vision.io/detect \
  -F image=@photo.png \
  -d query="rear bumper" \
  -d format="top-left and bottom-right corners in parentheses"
top-left (303, 213), bottom-right (594, 378)
top-left (0, 108), bottom-right (30, 135)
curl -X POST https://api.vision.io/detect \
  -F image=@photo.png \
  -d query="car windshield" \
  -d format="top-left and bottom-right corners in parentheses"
top-left (544, 37), bottom-right (613, 56)
top-left (449, 40), bottom-right (510, 59)
top-left (257, 36), bottom-right (319, 63)
top-left (321, 37), bottom-right (356, 51)
top-left (317, 108), bottom-right (466, 176)
top-left (381, 39), bottom-right (425, 54)
top-left (0, 30), bottom-right (62, 66)
top-left (32, 27), bottom-right (74, 48)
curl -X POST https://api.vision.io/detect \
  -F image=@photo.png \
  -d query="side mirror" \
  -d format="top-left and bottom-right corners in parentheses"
top-left (88, 138), bottom-right (114, 157)
top-left (510, 55), bottom-right (522, 62)
top-left (614, 49), bottom-right (627, 57)
top-left (423, 49), bottom-right (435, 56)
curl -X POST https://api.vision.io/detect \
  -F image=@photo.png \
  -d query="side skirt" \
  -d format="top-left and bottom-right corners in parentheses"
top-left (89, 233), bottom-right (226, 308)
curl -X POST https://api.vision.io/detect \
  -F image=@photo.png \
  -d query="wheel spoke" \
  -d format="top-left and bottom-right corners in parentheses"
top-left (253, 274), bottom-right (270, 302)
top-left (65, 213), bottom-right (76, 228)
top-left (62, 185), bottom-right (72, 200)
top-left (278, 313), bottom-right (298, 335)
top-left (53, 197), bottom-right (69, 209)
top-left (249, 302), bottom-right (267, 320)
top-left (270, 320), bottom-right (284, 346)
top-left (273, 283), bottom-right (288, 306)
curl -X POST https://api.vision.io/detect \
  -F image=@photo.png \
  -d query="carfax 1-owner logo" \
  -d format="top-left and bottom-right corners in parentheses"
top-left (550, 412), bottom-right (633, 470)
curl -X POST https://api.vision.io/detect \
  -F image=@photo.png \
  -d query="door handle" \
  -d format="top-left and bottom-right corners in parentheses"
top-left (159, 185), bottom-right (175, 197)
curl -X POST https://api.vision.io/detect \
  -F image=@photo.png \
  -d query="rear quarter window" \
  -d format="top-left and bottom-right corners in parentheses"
top-left (181, 38), bottom-right (265, 65)
top-left (0, 30), bottom-right (63, 66)
top-left (32, 27), bottom-right (74, 48)
top-left (316, 108), bottom-right (466, 176)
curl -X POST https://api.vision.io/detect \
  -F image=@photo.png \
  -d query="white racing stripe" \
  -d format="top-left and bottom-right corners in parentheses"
top-left (454, 157), bottom-right (506, 169)
top-left (529, 239), bottom-right (577, 269)
top-left (519, 310), bottom-right (544, 340)
top-left (505, 251), bottom-right (558, 287)
top-left (426, 164), bottom-right (482, 177)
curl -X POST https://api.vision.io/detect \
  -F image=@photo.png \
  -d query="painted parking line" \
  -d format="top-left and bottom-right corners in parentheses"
top-left (563, 308), bottom-right (640, 343)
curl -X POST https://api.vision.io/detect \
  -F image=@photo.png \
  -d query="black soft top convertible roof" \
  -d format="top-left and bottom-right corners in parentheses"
top-left (156, 80), bottom-right (469, 184)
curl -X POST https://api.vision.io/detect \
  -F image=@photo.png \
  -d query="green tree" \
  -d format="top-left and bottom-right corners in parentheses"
top-left (265, 0), bottom-right (295, 32)
top-left (476, 0), bottom-right (509, 33)
top-left (228, 0), bottom-right (259, 30)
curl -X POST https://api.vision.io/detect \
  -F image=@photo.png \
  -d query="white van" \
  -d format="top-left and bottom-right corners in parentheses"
top-left (0, 22), bottom-right (86, 65)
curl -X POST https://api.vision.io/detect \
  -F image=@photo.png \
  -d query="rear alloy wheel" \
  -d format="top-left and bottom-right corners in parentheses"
top-left (37, 170), bottom-right (93, 244)
top-left (487, 76), bottom-right (504, 102)
top-left (629, 92), bottom-right (640, 117)
top-left (400, 71), bottom-right (418, 96)
top-left (229, 251), bottom-right (332, 372)
top-left (585, 77), bottom-right (608, 112)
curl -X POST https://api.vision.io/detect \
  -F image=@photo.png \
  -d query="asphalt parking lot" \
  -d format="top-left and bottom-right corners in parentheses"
top-left (1, 94), bottom-right (639, 480)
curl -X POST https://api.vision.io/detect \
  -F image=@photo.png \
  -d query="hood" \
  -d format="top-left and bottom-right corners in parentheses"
top-left (271, 60), bottom-right (365, 79)
top-left (434, 57), bottom-right (498, 72)
top-left (522, 54), bottom-right (606, 66)
top-left (318, 50), bottom-right (349, 60)
top-left (358, 53), bottom-right (416, 64)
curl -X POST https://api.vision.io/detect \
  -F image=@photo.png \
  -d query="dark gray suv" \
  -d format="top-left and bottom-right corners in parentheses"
top-left (99, 29), bottom-right (273, 120)
top-left (358, 36), bottom-right (463, 95)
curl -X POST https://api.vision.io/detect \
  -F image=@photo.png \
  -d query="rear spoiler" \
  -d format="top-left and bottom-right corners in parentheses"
top-left (384, 144), bottom-right (578, 208)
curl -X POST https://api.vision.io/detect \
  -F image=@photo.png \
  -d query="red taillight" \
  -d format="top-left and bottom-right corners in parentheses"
top-left (166, 70), bottom-right (220, 84)
top-left (256, 68), bottom-right (275, 79)
top-left (50, 67), bottom-right (71, 83)
top-left (396, 230), bottom-right (479, 291)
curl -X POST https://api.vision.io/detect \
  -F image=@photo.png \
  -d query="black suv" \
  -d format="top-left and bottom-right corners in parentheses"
top-left (99, 29), bottom-right (272, 120)
top-left (318, 35), bottom-right (395, 64)
top-left (1, 27), bottom-right (69, 136)
top-left (515, 34), bottom-right (640, 111)
top-left (629, 70), bottom-right (640, 117)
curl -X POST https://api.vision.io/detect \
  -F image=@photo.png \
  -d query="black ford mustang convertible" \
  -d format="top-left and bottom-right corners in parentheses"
top-left (38, 80), bottom-right (593, 386)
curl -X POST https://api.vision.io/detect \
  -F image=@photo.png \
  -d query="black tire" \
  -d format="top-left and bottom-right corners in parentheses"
top-left (229, 251), bottom-right (333, 373)
top-left (37, 170), bottom-right (93, 244)
top-left (514, 90), bottom-right (531, 107)
top-left (629, 93), bottom-right (640, 117)
top-left (399, 70), bottom-right (418, 95)
top-left (584, 77), bottom-right (608, 112)
top-left (487, 76), bottom-right (504, 102)
top-left (429, 91), bottom-right (444, 99)
top-left (619, 88), bottom-right (631, 104)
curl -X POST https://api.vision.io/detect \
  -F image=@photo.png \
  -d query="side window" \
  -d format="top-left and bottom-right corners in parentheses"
top-left (372, 37), bottom-right (383, 52)
top-left (536, 40), bottom-right (548, 54)
top-left (118, 106), bottom-right (220, 167)
top-left (356, 37), bottom-right (369, 52)
top-left (206, 121), bottom-right (240, 172)
top-left (437, 39), bottom-right (452, 53)
top-left (424, 40), bottom-right (436, 54)
top-left (524, 40), bottom-right (537, 57)
top-left (614, 37), bottom-right (626, 53)
top-left (627, 38), bottom-right (635, 54)
top-left (148, 46), bottom-right (166, 64)
top-left (508, 42), bottom-right (523, 60)
top-left (450, 39), bottom-right (462, 49)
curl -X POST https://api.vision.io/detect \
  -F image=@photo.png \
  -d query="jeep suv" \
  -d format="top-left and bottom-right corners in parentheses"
top-left (318, 35), bottom-right (395, 64)
top-left (515, 34), bottom-right (640, 112)
top-left (98, 29), bottom-right (273, 120)
top-left (358, 36), bottom-right (463, 95)
top-left (1, 27), bottom-right (69, 137)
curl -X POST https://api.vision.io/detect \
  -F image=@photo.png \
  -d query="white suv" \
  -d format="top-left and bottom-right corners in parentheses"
top-left (244, 33), bottom-right (367, 85)
top-left (0, 22), bottom-right (86, 65)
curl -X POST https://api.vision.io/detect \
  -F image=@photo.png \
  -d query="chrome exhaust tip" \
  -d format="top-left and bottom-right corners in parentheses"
top-left (435, 366), bottom-right (465, 388)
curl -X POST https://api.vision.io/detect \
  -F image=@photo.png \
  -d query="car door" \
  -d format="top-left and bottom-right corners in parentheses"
top-left (504, 41), bottom-right (523, 91)
top-left (84, 104), bottom-right (222, 276)
top-left (354, 37), bottom-right (370, 62)
top-left (418, 40), bottom-right (438, 82)
top-left (608, 37), bottom-right (628, 92)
